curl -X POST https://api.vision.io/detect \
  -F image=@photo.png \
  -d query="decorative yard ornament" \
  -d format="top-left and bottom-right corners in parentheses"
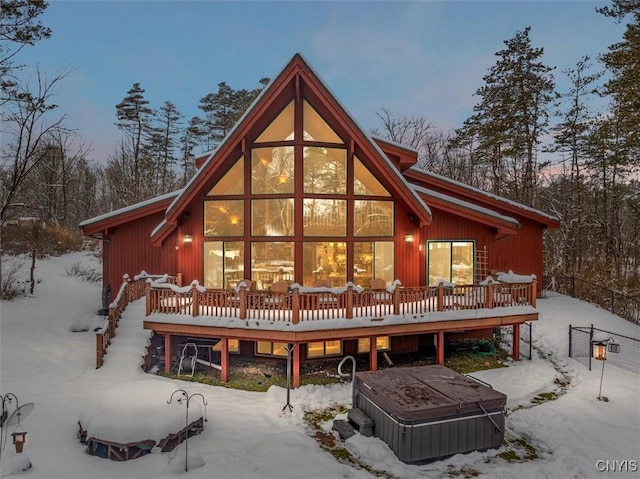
top-left (0, 393), bottom-right (34, 461)
top-left (282, 344), bottom-right (295, 412)
top-left (167, 389), bottom-right (207, 472)
top-left (591, 334), bottom-right (620, 401)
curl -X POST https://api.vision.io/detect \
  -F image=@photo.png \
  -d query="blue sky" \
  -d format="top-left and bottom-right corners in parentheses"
top-left (14, 0), bottom-right (626, 162)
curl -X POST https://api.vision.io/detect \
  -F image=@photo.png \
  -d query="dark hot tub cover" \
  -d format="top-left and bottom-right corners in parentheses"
top-left (354, 365), bottom-right (506, 423)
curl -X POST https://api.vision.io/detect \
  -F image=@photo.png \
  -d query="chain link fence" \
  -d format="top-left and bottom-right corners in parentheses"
top-left (569, 324), bottom-right (639, 374)
top-left (548, 276), bottom-right (640, 325)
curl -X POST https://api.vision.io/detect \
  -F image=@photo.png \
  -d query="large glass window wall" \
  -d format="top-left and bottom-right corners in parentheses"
top-left (203, 97), bottom-right (397, 289)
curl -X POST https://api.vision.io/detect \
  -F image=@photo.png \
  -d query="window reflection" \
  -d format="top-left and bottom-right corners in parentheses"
top-left (354, 200), bottom-right (394, 236)
top-left (204, 241), bottom-right (244, 289)
top-left (303, 147), bottom-right (346, 194)
top-left (354, 241), bottom-right (394, 287)
top-left (303, 242), bottom-right (346, 286)
top-left (204, 200), bottom-right (244, 237)
top-left (251, 242), bottom-right (294, 290)
top-left (251, 199), bottom-right (294, 236)
top-left (428, 241), bottom-right (474, 285)
top-left (251, 146), bottom-right (294, 194)
top-left (303, 199), bottom-right (346, 236)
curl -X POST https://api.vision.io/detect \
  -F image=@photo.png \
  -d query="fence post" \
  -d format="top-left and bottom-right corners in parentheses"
top-left (611, 290), bottom-right (615, 316)
top-left (568, 324), bottom-right (573, 358)
top-left (346, 285), bottom-right (353, 319)
top-left (588, 323), bottom-right (594, 371)
top-left (437, 283), bottom-right (444, 312)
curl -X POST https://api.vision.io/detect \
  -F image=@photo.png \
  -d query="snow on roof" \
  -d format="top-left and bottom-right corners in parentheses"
top-left (410, 167), bottom-right (560, 223)
top-left (79, 190), bottom-right (181, 228)
top-left (411, 183), bottom-right (520, 227)
top-left (370, 135), bottom-right (420, 154)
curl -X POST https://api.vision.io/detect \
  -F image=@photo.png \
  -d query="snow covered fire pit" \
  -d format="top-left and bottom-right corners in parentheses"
top-left (77, 379), bottom-right (205, 461)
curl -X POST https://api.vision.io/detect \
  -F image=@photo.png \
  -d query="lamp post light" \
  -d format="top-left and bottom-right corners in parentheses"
top-left (167, 389), bottom-right (207, 472)
top-left (592, 335), bottom-right (620, 402)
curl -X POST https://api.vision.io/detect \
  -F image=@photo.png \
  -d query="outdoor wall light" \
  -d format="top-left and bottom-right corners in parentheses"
top-left (183, 235), bottom-right (193, 244)
top-left (12, 430), bottom-right (27, 453)
top-left (405, 234), bottom-right (414, 243)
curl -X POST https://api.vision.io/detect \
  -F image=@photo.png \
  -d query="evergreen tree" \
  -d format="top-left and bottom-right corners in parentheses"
top-left (115, 82), bottom-right (155, 201)
top-left (0, 0), bottom-right (51, 102)
top-left (195, 78), bottom-right (269, 150)
top-left (453, 27), bottom-right (556, 205)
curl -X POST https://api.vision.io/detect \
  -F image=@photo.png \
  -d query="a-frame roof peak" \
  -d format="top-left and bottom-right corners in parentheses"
top-left (151, 53), bottom-right (431, 244)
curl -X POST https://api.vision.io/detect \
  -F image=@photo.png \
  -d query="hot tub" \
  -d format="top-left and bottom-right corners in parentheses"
top-left (351, 365), bottom-right (506, 463)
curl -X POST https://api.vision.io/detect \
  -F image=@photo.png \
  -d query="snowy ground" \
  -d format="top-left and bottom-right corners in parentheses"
top-left (0, 252), bottom-right (638, 478)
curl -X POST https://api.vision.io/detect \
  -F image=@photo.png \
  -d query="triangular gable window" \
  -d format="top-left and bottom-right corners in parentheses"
top-left (354, 156), bottom-right (390, 196)
top-left (208, 157), bottom-right (244, 195)
top-left (255, 100), bottom-right (295, 143)
top-left (303, 100), bottom-right (343, 143)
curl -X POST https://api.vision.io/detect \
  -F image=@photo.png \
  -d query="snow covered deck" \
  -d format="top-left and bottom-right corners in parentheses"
top-left (139, 279), bottom-right (538, 387)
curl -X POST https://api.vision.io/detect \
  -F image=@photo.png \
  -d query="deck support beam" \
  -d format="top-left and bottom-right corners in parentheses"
top-left (220, 338), bottom-right (229, 383)
top-left (513, 323), bottom-right (520, 360)
top-left (164, 333), bottom-right (171, 374)
top-left (436, 331), bottom-right (445, 365)
top-left (369, 337), bottom-right (378, 371)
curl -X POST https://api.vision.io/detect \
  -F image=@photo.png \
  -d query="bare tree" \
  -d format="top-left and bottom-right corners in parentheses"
top-left (0, 68), bottom-right (67, 296)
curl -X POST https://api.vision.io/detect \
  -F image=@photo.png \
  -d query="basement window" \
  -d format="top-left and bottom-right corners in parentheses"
top-left (357, 336), bottom-right (390, 354)
top-left (255, 341), bottom-right (288, 357)
top-left (307, 340), bottom-right (342, 358)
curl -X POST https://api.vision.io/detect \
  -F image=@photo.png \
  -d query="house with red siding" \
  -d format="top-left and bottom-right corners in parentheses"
top-left (81, 54), bottom-right (559, 386)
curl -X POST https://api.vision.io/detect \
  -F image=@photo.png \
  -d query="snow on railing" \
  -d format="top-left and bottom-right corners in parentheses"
top-left (145, 278), bottom-right (538, 324)
top-left (96, 273), bottom-right (152, 369)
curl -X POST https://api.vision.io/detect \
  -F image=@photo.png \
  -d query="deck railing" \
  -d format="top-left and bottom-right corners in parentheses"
top-left (145, 279), bottom-right (537, 324)
top-left (95, 274), bottom-right (154, 368)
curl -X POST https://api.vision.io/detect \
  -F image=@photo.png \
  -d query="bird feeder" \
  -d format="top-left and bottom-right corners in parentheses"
top-left (12, 430), bottom-right (27, 453)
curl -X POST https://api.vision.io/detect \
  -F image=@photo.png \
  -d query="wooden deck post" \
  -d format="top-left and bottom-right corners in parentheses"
top-left (220, 338), bottom-right (229, 383)
top-left (437, 283), bottom-right (444, 312)
top-left (486, 280), bottom-right (494, 309)
top-left (145, 281), bottom-right (151, 316)
top-left (177, 272), bottom-right (183, 287)
top-left (292, 286), bottom-right (300, 324)
top-left (369, 337), bottom-right (378, 371)
top-left (436, 331), bottom-right (445, 365)
top-left (513, 324), bottom-right (520, 360)
top-left (191, 281), bottom-right (199, 317)
top-left (293, 343), bottom-right (301, 387)
top-left (531, 280), bottom-right (537, 307)
top-left (239, 284), bottom-right (247, 320)
top-left (164, 333), bottom-right (171, 374)
top-left (393, 286), bottom-right (400, 315)
top-left (346, 285), bottom-right (353, 319)
top-left (96, 334), bottom-right (104, 369)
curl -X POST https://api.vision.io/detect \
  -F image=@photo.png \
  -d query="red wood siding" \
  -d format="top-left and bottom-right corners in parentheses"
top-left (105, 211), bottom-right (177, 301)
